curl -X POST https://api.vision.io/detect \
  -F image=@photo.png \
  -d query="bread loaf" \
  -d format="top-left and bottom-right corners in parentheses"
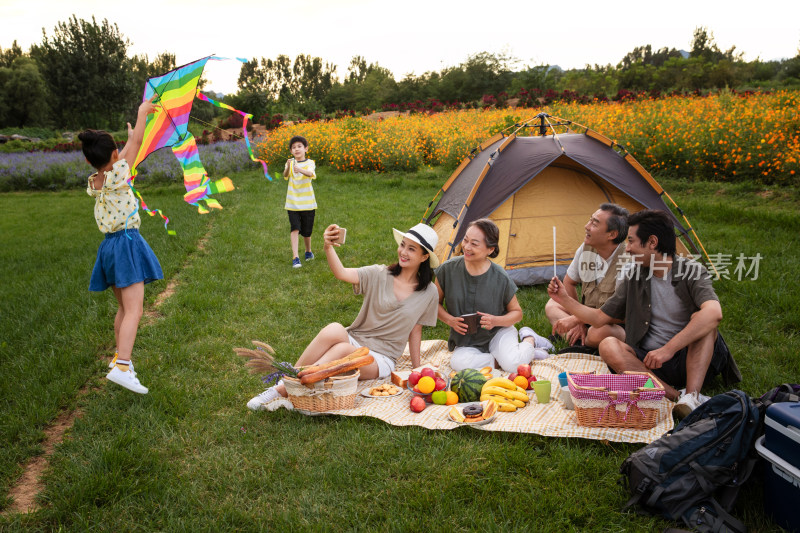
top-left (297, 347), bottom-right (369, 378)
top-left (299, 355), bottom-right (374, 385)
top-left (390, 371), bottom-right (411, 388)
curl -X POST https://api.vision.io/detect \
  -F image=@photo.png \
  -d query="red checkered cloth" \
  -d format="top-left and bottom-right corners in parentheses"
top-left (568, 373), bottom-right (665, 401)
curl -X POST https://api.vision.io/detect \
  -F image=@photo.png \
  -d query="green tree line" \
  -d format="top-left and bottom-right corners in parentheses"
top-left (1, 18), bottom-right (799, 131)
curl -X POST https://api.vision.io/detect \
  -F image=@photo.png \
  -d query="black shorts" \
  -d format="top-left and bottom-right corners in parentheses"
top-left (633, 333), bottom-right (731, 389)
top-left (287, 210), bottom-right (315, 237)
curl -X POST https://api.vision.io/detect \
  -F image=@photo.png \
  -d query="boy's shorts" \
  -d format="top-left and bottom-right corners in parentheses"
top-left (288, 210), bottom-right (315, 237)
top-left (633, 333), bottom-right (730, 389)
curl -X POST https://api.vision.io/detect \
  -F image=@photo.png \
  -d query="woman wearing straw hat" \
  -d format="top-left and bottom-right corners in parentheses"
top-left (247, 223), bottom-right (440, 411)
top-left (436, 218), bottom-right (548, 372)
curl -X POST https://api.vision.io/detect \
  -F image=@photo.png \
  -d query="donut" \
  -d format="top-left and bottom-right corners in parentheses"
top-left (462, 404), bottom-right (484, 417)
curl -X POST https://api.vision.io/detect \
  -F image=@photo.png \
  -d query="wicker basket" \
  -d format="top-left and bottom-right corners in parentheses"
top-left (568, 371), bottom-right (665, 429)
top-left (283, 370), bottom-right (360, 413)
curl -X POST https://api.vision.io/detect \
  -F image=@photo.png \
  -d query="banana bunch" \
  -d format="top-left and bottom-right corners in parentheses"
top-left (480, 377), bottom-right (530, 412)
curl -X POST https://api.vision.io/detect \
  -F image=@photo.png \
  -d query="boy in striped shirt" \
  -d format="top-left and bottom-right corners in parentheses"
top-left (283, 135), bottom-right (317, 268)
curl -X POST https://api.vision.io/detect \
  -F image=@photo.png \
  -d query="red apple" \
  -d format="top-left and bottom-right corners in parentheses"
top-left (421, 367), bottom-right (436, 379)
top-left (508, 372), bottom-right (518, 381)
top-left (413, 385), bottom-right (421, 393)
top-left (517, 364), bottom-right (532, 379)
top-left (410, 396), bottom-right (426, 413)
top-left (526, 379), bottom-right (534, 390)
top-left (408, 371), bottom-right (422, 386)
top-left (434, 377), bottom-right (447, 391)
top-left (529, 375), bottom-right (537, 382)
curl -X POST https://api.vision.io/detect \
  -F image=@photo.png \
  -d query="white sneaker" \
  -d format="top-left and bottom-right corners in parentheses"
top-left (106, 366), bottom-right (148, 394)
top-left (519, 327), bottom-right (554, 350)
top-left (673, 389), bottom-right (710, 418)
top-left (247, 382), bottom-right (287, 411)
top-left (108, 353), bottom-right (135, 376)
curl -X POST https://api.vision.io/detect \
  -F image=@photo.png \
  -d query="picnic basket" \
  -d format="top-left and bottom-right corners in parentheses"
top-left (567, 371), bottom-right (665, 429)
top-left (283, 370), bottom-right (360, 413)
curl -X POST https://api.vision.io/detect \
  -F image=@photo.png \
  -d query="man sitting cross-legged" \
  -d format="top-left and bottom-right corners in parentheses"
top-left (547, 209), bottom-right (741, 417)
top-left (545, 203), bottom-right (629, 349)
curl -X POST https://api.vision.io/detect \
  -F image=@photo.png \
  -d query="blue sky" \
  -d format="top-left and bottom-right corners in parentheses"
top-left (3, 0), bottom-right (799, 93)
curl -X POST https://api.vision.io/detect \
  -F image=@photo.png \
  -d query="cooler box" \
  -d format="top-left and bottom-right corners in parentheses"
top-left (755, 401), bottom-right (800, 533)
top-left (764, 402), bottom-right (800, 470)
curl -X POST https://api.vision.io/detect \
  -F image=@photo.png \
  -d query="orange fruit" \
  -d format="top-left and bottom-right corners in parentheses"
top-left (445, 391), bottom-right (459, 405)
top-left (513, 375), bottom-right (529, 389)
top-left (418, 376), bottom-right (436, 394)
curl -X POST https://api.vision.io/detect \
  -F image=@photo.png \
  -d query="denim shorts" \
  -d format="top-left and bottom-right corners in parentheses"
top-left (89, 228), bottom-right (163, 291)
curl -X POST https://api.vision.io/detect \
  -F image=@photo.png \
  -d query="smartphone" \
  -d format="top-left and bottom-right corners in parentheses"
top-left (335, 227), bottom-right (347, 244)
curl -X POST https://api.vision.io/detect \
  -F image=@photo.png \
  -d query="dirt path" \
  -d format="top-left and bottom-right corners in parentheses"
top-left (2, 228), bottom-right (211, 515)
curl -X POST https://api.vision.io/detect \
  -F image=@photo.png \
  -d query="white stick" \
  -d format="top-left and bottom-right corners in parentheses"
top-left (553, 226), bottom-right (557, 278)
top-left (553, 226), bottom-right (558, 278)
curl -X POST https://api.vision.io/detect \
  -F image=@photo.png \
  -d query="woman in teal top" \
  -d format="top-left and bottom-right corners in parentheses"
top-left (435, 218), bottom-right (541, 371)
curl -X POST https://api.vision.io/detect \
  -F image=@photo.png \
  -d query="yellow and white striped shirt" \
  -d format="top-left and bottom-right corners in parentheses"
top-left (284, 158), bottom-right (317, 211)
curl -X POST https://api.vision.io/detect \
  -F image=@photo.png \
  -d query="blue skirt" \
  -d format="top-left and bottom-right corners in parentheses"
top-left (89, 228), bottom-right (163, 291)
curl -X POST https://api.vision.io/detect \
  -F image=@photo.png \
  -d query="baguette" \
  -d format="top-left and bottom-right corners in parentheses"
top-left (296, 347), bottom-right (369, 377)
top-left (300, 355), bottom-right (374, 385)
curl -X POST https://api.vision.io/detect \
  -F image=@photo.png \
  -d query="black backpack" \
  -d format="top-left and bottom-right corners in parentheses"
top-left (620, 390), bottom-right (761, 533)
top-left (757, 383), bottom-right (800, 409)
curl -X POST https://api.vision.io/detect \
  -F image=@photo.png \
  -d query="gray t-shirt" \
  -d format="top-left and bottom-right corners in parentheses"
top-left (640, 275), bottom-right (693, 351)
top-left (346, 264), bottom-right (438, 361)
top-left (435, 256), bottom-right (518, 352)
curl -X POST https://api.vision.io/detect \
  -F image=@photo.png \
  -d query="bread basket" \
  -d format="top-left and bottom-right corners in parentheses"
top-left (283, 370), bottom-right (359, 413)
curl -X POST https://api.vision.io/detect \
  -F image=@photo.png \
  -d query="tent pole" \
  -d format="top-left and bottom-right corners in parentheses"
top-left (660, 189), bottom-right (720, 279)
top-left (420, 189), bottom-right (443, 223)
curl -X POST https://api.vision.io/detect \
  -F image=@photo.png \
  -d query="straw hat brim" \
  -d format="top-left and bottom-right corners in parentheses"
top-left (392, 228), bottom-right (439, 268)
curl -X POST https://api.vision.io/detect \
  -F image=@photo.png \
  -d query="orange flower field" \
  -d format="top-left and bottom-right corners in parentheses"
top-left (254, 90), bottom-right (800, 184)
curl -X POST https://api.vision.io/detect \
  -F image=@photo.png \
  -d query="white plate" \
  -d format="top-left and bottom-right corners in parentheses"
top-left (360, 387), bottom-right (403, 398)
top-left (448, 401), bottom-right (497, 426)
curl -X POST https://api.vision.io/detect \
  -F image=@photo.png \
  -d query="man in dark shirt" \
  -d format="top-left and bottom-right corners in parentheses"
top-left (547, 209), bottom-right (739, 417)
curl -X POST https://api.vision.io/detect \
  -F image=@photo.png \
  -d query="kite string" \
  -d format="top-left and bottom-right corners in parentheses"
top-left (195, 91), bottom-right (271, 179)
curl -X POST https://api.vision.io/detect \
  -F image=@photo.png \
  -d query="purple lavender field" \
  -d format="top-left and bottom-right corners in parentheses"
top-left (0, 140), bottom-right (261, 192)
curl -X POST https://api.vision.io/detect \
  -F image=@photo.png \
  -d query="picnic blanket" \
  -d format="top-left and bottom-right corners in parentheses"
top-left (294, 340), bottom-right (674, 444)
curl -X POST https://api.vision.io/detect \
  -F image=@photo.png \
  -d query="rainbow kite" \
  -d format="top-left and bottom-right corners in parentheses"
top-left (129, 55), bottom-right (270, 234)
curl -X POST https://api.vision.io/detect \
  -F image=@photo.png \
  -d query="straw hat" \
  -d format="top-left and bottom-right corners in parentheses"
top-left (392, 223), bottom-right (440, 268)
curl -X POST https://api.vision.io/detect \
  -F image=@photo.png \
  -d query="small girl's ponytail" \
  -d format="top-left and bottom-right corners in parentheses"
top-left (79, 129), bottom-right (117, 168)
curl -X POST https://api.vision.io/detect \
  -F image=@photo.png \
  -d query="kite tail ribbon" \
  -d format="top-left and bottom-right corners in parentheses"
top-left (196, 91), bottom-right (271, 180)
top-left (127, 169), bottom-right (175, 235)
top-left (174, 134), bottom-right (236, 214)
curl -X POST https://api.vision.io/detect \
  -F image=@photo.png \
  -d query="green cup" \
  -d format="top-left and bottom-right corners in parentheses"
top-left (533, 380), bottom-right (551, 404)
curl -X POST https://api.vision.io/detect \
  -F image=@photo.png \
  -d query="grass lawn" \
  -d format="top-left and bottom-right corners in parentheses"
top-left (0, 169), bottom-right (798, 531)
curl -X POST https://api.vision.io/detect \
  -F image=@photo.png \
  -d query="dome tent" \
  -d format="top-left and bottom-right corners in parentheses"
top-left (422, 113), bottom-right (714, 285)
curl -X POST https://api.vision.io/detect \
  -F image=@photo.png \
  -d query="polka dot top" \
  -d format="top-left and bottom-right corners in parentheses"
top-left (86, 159), bottom-right (141, 233)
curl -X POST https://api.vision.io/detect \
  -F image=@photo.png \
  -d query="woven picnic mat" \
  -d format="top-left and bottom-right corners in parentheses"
top-left (297, 340), bottom-right (674, 444)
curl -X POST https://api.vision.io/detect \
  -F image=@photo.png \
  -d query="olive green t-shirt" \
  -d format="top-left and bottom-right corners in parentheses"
top-left (346, 264), bottom-right (438, 361)
top-left (435, 256), bottom-right (518, 352)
